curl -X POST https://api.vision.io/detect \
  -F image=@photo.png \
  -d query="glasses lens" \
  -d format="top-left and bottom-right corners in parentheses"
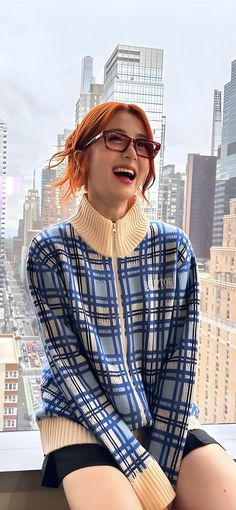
top-left (136, 140), bottom-right (158, 158)
top-left (106, 132), bottom-right (127, 150)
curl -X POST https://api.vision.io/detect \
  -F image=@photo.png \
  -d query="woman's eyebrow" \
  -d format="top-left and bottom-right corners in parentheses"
top-left (109, 128), bottom-right (149, 139)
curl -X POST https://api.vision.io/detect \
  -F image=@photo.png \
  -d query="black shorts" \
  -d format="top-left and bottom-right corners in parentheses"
top-left (42, 429), bottom-right (222, 488)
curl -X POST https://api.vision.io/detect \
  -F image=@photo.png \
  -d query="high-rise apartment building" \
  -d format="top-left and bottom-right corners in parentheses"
top-left (22, 173), bottom-right (40, 246)
top-left (102, 44), bottom-right (165, 219)
top-left (0, 119), bottom-right (7, 303)
top-left (56, 128), bottom-right (77, 220)
top-left (75, 93), bottom-right (90, 125)
top-left (195, 197), bottom-right (236, 424)
top-left (20, 174), bottom-right (40, 281)
top-left (158, 164), bottom-right (185, 228)
top-left (41, 167), bottom-right (59, 229)
top-left (75, 82), bottom-right (104, 125)
top-left (89, 83), bottom-right (104, 109)
top-left (57, 129), bottom-right (73, 150)
top-left (183, 154), bottom-right (217, 260)
top-left (41, 128), bottom-right (77, 229)
top-left (213, 59), bottom-right (236, 246)
top-left (211, 89), bottom-right (222, 157)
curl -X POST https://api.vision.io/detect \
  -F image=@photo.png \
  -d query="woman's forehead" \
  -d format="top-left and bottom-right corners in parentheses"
top-left (104, 110), bottom-right (147, 136)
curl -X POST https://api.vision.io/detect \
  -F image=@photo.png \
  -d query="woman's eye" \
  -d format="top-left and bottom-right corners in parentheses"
top-left (137, 141), bottom-right (147, 149)
top-left (109, 134), bottom-right (123, 142)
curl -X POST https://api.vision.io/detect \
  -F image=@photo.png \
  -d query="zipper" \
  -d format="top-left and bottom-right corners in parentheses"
top-left (112, 222), bottom-right (146, 424)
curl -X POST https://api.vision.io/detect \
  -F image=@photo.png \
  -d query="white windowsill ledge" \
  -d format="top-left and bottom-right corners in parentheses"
top-left (0, 424), bottom-right (236, 472)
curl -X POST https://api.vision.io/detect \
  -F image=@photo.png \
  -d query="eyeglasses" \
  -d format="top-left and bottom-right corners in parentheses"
top-left (83, 130), bottom-right (161, 159)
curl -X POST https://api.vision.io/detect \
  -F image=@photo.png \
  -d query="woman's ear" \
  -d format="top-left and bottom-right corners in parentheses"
top-left (73, 149), bottom-right (84, 168)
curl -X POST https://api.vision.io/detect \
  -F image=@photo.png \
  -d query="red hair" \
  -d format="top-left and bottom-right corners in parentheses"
top-left (49, 102), bottom-right (157, 203)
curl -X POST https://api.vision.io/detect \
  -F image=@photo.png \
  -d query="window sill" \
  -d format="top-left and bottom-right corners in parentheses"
top-left (0, 424), bottom-right (236, 472)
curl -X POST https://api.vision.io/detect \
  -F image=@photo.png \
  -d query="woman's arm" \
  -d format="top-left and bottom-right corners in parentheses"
top-left (148, 240), bottom-right (200, 487)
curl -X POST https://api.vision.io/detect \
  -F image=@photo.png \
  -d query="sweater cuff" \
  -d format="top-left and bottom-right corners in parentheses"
top-left (188, 414), bottom-right (205, 431)
top-left (130, 457), bottom-right (175, 510)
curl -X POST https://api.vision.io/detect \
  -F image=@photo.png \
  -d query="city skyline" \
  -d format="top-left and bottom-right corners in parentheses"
top-left (1, 0), bottom-right (236, 184)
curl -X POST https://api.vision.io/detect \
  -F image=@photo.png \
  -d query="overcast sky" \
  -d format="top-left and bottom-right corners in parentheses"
top-left (1, 0), bottom-right (236, 189)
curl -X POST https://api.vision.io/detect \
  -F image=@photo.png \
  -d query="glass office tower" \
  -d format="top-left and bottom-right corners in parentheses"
top-left (211, 89), bottom-right (222, 157)
top-left (76, 56), bottom-right (95, 125)
top-left (80, 56), bottom-right (94, 93)
top-left (213, 60), bottom-right (236, 245)
top-left (102, 44), bottom-right (165, 219)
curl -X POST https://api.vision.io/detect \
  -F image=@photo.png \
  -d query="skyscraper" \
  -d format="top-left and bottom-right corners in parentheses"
top-left (41, 166), bottom-right (58, 229)
top-left (20, 173), bottom-right (40, 281)
top-left (211, 89), bottom-right (222, 157)
top-left (0, 119), bottom-right (7, 261)
top-left (80, 56), bottom-right (94, 93)
top-left (41, 128), bottom-right (77, 229)
top-left (158, 164), bottom-right (185, 228)
top-left (183, 154), bottom-right (217, 260)
top-left (75, 61), bottom-right (104, 126)
top-left (213, 59), bottom-right (236, 245)
top-left (22, 173), bottom-right (40, 245)
top-left (75, 83), bottom-right (104, 125)
top-left (0, 119), bottom-right (7, 321)
top-left (102, 44), bottom-right (165, 219)
top-left (76, 56), bottom-right (94, 124)
top-left (56, 128), bottom-right (76, 220)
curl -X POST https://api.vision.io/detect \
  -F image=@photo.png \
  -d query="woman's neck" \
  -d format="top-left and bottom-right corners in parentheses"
top-left (86, 194), bottom-right (130, 221)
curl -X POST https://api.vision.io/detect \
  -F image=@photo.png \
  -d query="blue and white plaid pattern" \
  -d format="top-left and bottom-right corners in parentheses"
top-left (27, 220), bottom-right (199, 486)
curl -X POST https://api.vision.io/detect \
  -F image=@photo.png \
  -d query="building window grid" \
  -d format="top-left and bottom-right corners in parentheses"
top-left (5, 370), bottom-right (18, 379)
top-left (5, 383), bottom-right (18, 390)
top-left (4, 407), bottom-right (17, 415)
top-left (4, 395), bottom-right (17, 403)
top-left (3, 420), bottom-right (16, 428)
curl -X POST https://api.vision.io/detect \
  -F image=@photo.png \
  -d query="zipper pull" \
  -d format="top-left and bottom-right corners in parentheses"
top-left (112, 222), bottom-right (116, 234)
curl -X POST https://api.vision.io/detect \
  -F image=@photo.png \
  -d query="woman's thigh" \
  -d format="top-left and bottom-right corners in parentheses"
top-left (62, 465), bottom-right (143, 510)
top-left (172, 444), bottom-right (236, 510)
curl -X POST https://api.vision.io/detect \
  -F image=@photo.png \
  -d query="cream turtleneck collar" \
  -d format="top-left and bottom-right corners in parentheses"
top-left (69, 193), bottom-right (149, 258)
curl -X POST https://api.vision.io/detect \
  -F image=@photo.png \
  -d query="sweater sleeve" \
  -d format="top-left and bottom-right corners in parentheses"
top-left (26, 240), bottom-right (175, 510)
top-left (148, 237), bottom-right (200, 487)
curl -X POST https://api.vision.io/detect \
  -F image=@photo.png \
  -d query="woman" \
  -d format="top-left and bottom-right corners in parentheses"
top-left (27, 102), bottom-right (236, 510)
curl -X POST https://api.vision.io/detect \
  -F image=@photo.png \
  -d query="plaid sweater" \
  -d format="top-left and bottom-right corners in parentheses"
top-left (27, 193), bottom-right (199, 510)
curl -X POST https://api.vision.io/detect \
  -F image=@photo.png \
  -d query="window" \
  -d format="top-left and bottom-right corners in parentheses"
top-left (5, 383), bottom-right (18, 390)
top-left (4, 407), bottom-right (17, 415)
top-left (3, 420), bottom-right (16, 428)
top-left (5, 370), bottom-right (18, 378)
top-left (227, 141), bottom-right (236, 156)
top-left (4, 395), bottom-right (17, 403)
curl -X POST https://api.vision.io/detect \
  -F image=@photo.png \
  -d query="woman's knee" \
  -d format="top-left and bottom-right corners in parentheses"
top-left (62, 465), bottom-right (143, 510)
top-left (173, 444), bottom-right (236, 510)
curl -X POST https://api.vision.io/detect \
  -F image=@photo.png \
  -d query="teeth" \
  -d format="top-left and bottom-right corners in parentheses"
top-left (113, 167), bottom-right (135, 177)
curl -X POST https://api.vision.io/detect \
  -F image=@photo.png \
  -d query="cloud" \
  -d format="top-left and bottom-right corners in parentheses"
top-left (1, 0), bottom-right (236, 179)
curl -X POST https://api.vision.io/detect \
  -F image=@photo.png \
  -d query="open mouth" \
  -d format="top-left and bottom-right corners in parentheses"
top-left (113, 167), bottom-right (136, 181)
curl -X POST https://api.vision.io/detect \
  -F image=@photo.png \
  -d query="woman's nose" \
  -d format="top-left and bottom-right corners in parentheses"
top-left (123, 140), bottom-right (137, 159)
